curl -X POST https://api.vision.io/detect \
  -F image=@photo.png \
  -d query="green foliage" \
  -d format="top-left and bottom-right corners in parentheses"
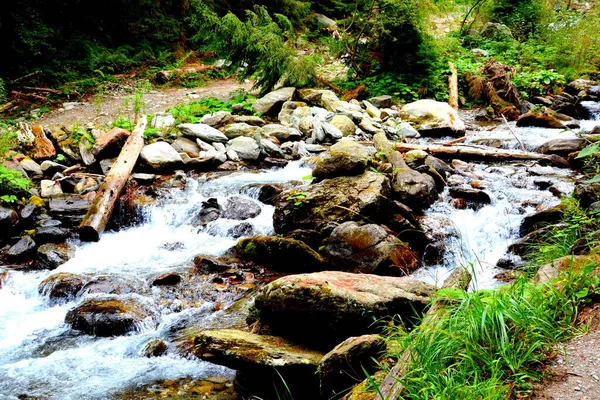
top-left (112, 117), bottom-right (136, 132)
top-left (167, 92), bottom-right (255, 124)
top-left (0, 128), bottom-right (19, 159)
top-left (490, 0), bottom-right (544, 40)
top-left (0, 164), bottom-right (32, 202)
top-left (189, 2), bottom-right (316, 94)
top-left (0, 79), bottom-right (6, 103)
top-left (363, 72), bottom-right (420, 102)
top-left (69, 126), bottom-right (96, 148)
top-left (512, 69), bottom-right (566, 97)
top-left (286, 191), bottom-right (308, 206)
top-left (380, 269), bottom-right (586, 398)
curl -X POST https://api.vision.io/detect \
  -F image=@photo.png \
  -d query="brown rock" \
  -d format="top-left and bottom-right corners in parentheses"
top-left (91, 127), bottom-right (130, 159)
top-left (31, 125), bottom-right (56, 160)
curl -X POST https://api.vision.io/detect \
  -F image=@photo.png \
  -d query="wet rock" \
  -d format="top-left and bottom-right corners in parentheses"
top-left (65, 296), bottom-right (156, 337)
top-left (74, 177), bottom-right (98, 195)
top-left (399, 100), bottom-right (466, 137)
top-left (82, 276), bottom-right (136, 295)
top-left (193, 255), bottom-right (233, 274)
top-left (199, 111), bottom-right (233, 128)
top-left (91, 127), bottom-right (130, 159)
top-left (391, 167), bottom-right (437, 210)
top-left (255, 184), bottom-right (284, 205)
top-left (519, 204), bottom-right (565, 236)
top-left (0, 205), bottom-right (19, 238)
top-left (516, 107), bottom-right (580, 129)
top-left (508, 225), bottom-right (564, 256)
top-left (172, 137), bottom-right (201, 158)
top-left (322, 221), bottom-right (420, 275)
top-left (37, 242), bottom-right (75, 269)
top-left (152, 272), bottom-right (182, 286)
top-left (448, 187), bottom-right (492, 209)
top-left (227, 222), bottom-right (254, 238)
top-left (536, 138), bottom-right (587, 156)
top-left (79, 139), bottom-right (96, 166)
top-left (574, 182), bottom-right (600, 209)
top-left (140, 142), bottom-right (184, 170)
top-left (131, 173), bottom-right (156, 184)
top-left (330, 115), bottom-right (356, 137)
top-left (227, 137), bottom-right (261, 161)
top-left (99, 158), bottom-right (116, 175)
top-left (6, 236), bottom-right (36, 260)
top-left (33, 226), bottom-right (68, 244)
top-left (179, 123), bottom-right (229, 143)
top-left (143, 338), bottom-right (168, 357)
top-left (40, 179), bottom-right (63, 197)
top-left (236, 236), bottom-right (324, 271)
top-left (251, 271), bottom-right (434, 347)
top-left (312, 139), bottom-right (370, 180)
top-left (195, 329), bottom-right (323, 398)
top-left (496, 254), bottom-right (525, 270)
top-left (194, 329), bottom-right (323, 370)
top-left (20, 202), bottom-right (40, 222)
top-left (318, 334), bottom-right (386, 400)
top-left (565, 79), bottom-right (597, 96)
top-left (191, 198), bottom-right (222, 226)
top-left (262, 124), bottom-right (302, 142)
top-left (273, 172), bottom-right (390, 234)
top-left (38, 272), bottom-right (89, 302)
top-left (222, 123), bottom-right (264, 140)
top-left (252, 87), bottom-right (296, 115)
top-left (222, 196), bottom-right (261, 220)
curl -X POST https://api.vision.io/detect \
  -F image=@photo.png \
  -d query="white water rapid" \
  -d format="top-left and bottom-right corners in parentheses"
top-left (0, 162), bottom-right (312, 400)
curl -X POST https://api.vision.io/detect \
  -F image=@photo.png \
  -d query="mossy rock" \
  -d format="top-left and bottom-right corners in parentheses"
top-left (236, 236), bottom-right (324, 272)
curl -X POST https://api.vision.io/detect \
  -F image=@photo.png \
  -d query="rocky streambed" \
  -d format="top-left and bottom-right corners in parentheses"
top-left (1, 84), bottom-right (599, 399)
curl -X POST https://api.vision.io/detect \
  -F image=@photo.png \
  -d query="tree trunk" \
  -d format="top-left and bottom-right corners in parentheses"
top-left (377, 268), bottom-right (472, 399)
top-left (393, 143), bottom-right (569, 167)
top-left (78, 117), bottom-right (147, 242)
top-left (448, 61), bottom-right (459, 110)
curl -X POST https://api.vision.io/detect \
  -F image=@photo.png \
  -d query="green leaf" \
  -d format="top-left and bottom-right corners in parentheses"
top-left (576, 144), bottom-right (600, 159)
top-left (587, 175), bottom-right (600, 183)
top-left (575, 288), bottom-right (589, 299)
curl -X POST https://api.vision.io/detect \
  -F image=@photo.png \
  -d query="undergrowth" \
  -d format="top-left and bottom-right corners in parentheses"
top-left (167, 91), bottom-right (256, 124)
top-left (377, 265), bottom-right (595, 399)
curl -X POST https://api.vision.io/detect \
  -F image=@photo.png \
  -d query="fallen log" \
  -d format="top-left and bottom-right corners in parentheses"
top-left (78, 117), bottom-right (147, 242)
top-left (20, 86), bottom-right (63, 95)
top-left (393, 142), bottom-right (569, 167)
top-left (0, 102), bottom-right (14, 113)
top-left (377, 267), bottom-right (472, 400)
top-left (448, 61), bottom-right (459, 110)
top-left (11, 91), bottom-right (47, 102)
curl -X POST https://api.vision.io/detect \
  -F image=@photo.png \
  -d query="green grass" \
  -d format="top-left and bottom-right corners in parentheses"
top-left (377, 268), bottom-right (592, 399)
top-left (167, 91), bottom-right (256, 124)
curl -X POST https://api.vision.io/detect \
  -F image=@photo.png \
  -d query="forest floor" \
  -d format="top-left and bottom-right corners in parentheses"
top-left (33, 77), bottom-right (600, 400)
top-left (37, 77), bottom-right (254, 129)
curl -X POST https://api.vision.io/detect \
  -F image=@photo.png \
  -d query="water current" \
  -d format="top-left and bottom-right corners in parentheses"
top-left (1, 114), bottom-right (598, 398)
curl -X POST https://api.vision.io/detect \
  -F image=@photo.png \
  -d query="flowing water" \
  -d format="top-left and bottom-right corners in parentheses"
top-left (0, 114), bottom-right (598, 398)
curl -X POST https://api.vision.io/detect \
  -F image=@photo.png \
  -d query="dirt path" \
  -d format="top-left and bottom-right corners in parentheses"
top-left (38, 78), bottom-right (255, 129)
top-left (532, 303), bottom-right (600, 400)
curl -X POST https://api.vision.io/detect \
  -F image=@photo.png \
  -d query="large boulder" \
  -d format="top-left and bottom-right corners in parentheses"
top-left (516, 108), bottom-right (580, 129)
top-left (312, 139), bottom-right (371, 180)
top-left (171, 137), bottom-right (201, 158)
top-left (251, 271), bottom-right (435, 346)
top-left (227, 136), bottom-right (261, 161)
top-left (30, 125), bottom-right (57, 160)
top-left (37, 242), bottom-right (75, 269)
top-left (322, 222), bottom-right (420, 275)
top-left (330, 115), bottom-right (356, 137)
top-left (536, 138), bottom-right (586, 156)
top-left (221, 196), bottom-right (261, 220)
top-left (574, 182), bottom-right (600, 209)
top-left (399, 100), bottom-right (466, 137)
top-left (236, 236), bottom-right (324, 271)
top-left (391, 168), bottom-right (437, 210)
top-left (273, 172), bottom-right (390, 234)
top-left (178, 123), bottom-right (229, 143)
top-left (253, 87), bottom-right (296, 115)
top-left (6, 236), bottom-right (37, 260)
top-left (38, 272), bottom-right (89, 302)
top-left (140, 142), bottom-right (183, 170)
top-left (194, 329), bottom-right (323, 399)
top-left (65, 296), bottom-right (156, 336)
top-left (262, 124), bottom-right (302, 142)
top-left (318, 335), bottom-right (385, 400)
top-left (298, 89), bottom-right (344, 112)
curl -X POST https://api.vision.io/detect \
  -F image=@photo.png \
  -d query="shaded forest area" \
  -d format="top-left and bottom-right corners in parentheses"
top-left (1, 0), bottom-right (600, 105)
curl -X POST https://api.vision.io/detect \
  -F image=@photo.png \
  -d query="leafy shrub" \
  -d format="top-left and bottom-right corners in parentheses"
top-left (168, 93), bottom-right (255, 124)
top-left (0, 79), bottom-right (6, 103)
top-left (512, 69), bottom-right (566, 97)
top-left (0, 164), bottom-right (31, 203)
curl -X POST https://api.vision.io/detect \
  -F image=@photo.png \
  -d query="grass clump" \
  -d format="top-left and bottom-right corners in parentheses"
top-left (380, 270), bottom-right (590, 399)
top-left (167, 91), bottom-right (255, 124)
